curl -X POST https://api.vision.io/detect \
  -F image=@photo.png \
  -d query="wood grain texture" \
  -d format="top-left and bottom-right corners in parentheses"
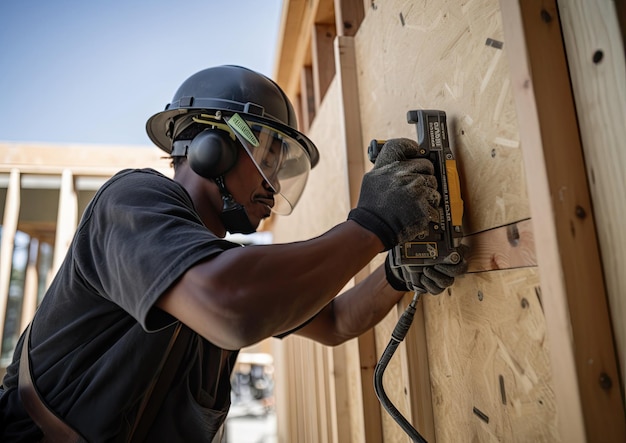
top-left (353, 1), bottom-right (559, 441)
top-left (424, 269), bottom-right (559, 443)
top-left (465, 219), bottom-right (536, 272)
top-left (269, 0), bottom-right (625, 441)
top-left (508, 1), bottom-right (625, 440)
top-left (557, 0), bottom-right (626, 400)
top-left (354, 0), bottom-right (529, 236)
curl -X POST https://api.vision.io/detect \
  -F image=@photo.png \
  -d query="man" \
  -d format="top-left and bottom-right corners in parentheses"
top-left (0, 65), bottom-right (466, 442)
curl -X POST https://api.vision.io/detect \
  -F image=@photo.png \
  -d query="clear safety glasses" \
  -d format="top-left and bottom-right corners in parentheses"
top-left (218, 113), bottom-right (312, 215)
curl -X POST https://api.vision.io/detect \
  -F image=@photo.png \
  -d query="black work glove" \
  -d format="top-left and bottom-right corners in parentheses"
top-left (348, 138), bottom-right (440, 250)
top-left (385, 245), bottom-right (470, 294)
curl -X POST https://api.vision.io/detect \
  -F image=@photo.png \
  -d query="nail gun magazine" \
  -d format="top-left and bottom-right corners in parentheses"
top-left (368, 110), bottom-right (465, 281)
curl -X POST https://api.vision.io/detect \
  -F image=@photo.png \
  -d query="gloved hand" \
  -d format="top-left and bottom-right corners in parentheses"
top-left (385, 245), bottom-right (470, 294)
top-left (348, 138), bottom-right (440, 250)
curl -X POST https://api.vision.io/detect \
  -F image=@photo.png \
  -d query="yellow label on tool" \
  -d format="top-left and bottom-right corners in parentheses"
top-left (445, 159), bottom-right (464, 226)
top-left (227, 113), bottom-right (259, 147)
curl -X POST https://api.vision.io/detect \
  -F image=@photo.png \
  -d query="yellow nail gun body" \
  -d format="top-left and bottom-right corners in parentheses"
top-left (369, 110), bottom-right (464, 289)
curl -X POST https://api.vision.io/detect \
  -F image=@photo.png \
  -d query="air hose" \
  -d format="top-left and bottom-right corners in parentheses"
top-left (374, 290), bottom-right (428, 443)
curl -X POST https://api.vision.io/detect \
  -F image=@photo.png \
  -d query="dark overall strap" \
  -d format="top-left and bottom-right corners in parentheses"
top-left (18, 322), bottom-right (84, 443)
top-left (18, 321), bottom-right (190, 443)
top-left (128, 322), bottom-right (192, 443)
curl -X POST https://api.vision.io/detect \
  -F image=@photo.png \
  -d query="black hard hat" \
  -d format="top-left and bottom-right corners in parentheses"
top-left (146, 65), bottom-right (319, 169)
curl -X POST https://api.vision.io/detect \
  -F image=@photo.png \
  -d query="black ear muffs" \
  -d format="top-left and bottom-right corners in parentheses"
top-left (187, 129), bottom-right (238, 179)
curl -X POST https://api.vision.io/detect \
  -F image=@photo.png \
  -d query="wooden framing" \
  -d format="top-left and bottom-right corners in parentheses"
top-left (501, 1), bottom-right (625, 440)
top-left (312, 24), bottom-right (337, 109)
top-left (271, 0), bottom-right (625, 441)
top-left (334, 0), bottom-right (365, 36)
top-left (53, 169), bottom-right (78, 273)
top-left (299, 65), bottom-right (316, 132)
top-left (1, 1), bottom-right (624, 440)
top-left (0, 142), bottom-right (169, 359)
top-left (0, 170), bottom-right (20, 357)
top-left (557, 0), bottom-right (626, 398)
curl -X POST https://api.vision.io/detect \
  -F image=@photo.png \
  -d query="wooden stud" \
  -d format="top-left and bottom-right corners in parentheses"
top-left (500, 0), bottom-right (625, 441)
top-left (517, 2), bottom-right (625, 441)
top-left (312, 23), bottom-right (338, 109)
top-left (402, 294), bottom-right (435, 442)
top-left (300, 65), bottom-right (316, 131)
top-left (334, 0), bottom-right (365, 36)
top-left (52, 169), bottom-right (77, 273)
top-left (274, 0), bottom-right (321, 99)
top-left (19, 238), bottom-right (39, 331)
top-left (557, 0), bottom-right (626, 397)
top-left (0, 169), bottom-right (20, 357)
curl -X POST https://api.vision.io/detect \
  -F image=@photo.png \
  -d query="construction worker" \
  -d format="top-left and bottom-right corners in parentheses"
top-left (0, 65), bottom-right (466, 442)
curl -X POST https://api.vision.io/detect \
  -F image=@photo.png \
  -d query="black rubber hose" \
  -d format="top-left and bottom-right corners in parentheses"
top-left (373, 296), bottom-right (428, 443)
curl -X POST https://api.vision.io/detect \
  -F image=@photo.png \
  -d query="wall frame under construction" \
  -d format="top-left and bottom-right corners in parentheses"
top-left (270, 0), bottom-right (626, 442)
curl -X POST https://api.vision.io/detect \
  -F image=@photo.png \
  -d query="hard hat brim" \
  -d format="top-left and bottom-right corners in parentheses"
top-left (146, 107), bottom-right (319, 170)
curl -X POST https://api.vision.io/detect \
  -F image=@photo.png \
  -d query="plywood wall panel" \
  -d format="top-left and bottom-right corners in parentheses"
top-left (424, 269), bottom-right (559, 442)
top-left (353, 1), bottom-right (560, 441)
top-left (270, 0), bottom-right (624, 440)
top-left (354, 0), bottom-right (529, 236)
top-left (272, 79), bottom-right (350, 243)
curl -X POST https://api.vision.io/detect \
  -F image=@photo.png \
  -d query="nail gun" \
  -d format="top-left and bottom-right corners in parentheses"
top-left (370, 110), bottom-right (465, 443)
top-left (368, 109), bottom-right (464, 291)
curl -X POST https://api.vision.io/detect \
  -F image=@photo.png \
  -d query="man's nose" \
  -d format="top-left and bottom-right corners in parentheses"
top-left (263, 179), bottom-right (279, 194)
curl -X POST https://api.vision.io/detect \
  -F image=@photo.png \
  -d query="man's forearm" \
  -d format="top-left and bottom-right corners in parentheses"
top-left (294, 264), bottom-right (406, 346)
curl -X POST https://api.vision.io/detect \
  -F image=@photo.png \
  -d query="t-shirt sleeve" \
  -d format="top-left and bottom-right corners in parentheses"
top-left (72, 169), bottom-right (240, 331)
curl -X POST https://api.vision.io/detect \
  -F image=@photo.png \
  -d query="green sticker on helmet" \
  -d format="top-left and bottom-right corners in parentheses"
top-left (227, 113), bottom-right (259, 147)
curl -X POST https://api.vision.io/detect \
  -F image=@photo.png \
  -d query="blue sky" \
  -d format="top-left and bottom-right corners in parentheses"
top-left (0, 0), bottom-right (283, 146)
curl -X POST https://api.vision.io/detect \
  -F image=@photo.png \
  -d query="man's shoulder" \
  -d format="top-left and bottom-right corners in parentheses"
top-left (109, 168), bottom-right (172, 186)
top-left (99, 168), bottom-right (182, 199)
top-left (78, 168), bottom-right (189, 225)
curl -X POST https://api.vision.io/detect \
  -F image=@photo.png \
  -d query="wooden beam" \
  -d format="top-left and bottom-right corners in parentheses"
top-left (312, 23), bottom-right (338, 109)
top-left (500, 0), bottom-right (625, 441)
top-left (557, 0), bottom-right (626, 399)
top-left (335, 36), bottom-right (364, 207)
top-left (20, 238), bottom-right (39, 331)
top-left (401, 295), bottom-right (435, 442)
top-left (334, 0), bottom-right (365, 36)
top-left (500, 0), bottom-right (586, 440)
top-left (300, 66), bottom-right (316, 132)
top-left (356, 328), bottom-right (382, 442)
top-left (334, 35), bottom-right (374, 442)
top-left (0, 143), bottom-right (170, 176)
top-left (0, 169), bottom-right (20, 357)
top-left (52, 169), bottom-right (77, 273)
top-left (277, 0), bottom-right (321, 99)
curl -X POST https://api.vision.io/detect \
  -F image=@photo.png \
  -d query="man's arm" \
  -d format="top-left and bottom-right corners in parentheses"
top-left (290, 264), bottom-right (406, 346)
top-left (158, 138), bottom-right (444, 350)
top-left (157, 221), bottom-right (384, 350)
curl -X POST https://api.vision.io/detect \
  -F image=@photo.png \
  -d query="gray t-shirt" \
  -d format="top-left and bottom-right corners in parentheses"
top-left (1, 168), bottom-right (241, 442)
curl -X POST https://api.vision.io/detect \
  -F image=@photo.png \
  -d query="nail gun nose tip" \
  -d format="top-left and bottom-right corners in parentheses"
top-left (449, 252), bottom-right (461, 264)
